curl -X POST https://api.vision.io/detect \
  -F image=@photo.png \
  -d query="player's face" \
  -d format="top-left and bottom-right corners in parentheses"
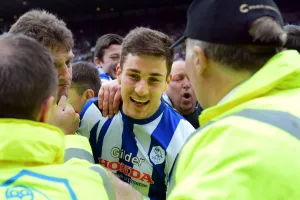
top-left (118, 54), bottom-right (170, 119)
top-left (102, 44), bottom-right (121, 79)
top-left (52, 49), bottom-right (74, 102)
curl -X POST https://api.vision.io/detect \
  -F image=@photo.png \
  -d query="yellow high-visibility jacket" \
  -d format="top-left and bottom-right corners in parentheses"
top-left (168, 50), bottom-right (300, 200)
top-left (0, 119), bottom-right (115, 200)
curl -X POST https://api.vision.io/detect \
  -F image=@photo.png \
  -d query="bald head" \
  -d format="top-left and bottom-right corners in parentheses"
top-left (0, 34), bottom-right (57, 120)
top-left (171, 60), bottom-right (186, 75)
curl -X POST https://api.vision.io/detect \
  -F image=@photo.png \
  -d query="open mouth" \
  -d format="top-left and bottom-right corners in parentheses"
top-left (130, 97), bottom-right (150, 106)
top-left (183, 93), bottom-right (191, 100)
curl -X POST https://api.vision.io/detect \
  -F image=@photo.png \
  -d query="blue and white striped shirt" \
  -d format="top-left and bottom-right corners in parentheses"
top-left (98, 67), bottom-right (112, 83)
top-left (78, 98), bottom-right (195, 200)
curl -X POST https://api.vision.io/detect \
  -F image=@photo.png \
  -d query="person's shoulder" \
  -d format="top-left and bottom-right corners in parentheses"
top-left (32, 161), bottom-right (107, 182)
top-left (164, 103), bottom-right (194, 127)
top-left (80, 97), bottom-right (101, 120)
top-left (160, 102), bottom-right (196, 137)
top-left (6, 164), bottom-right (113, 200)
top-left (38, 163), bottom-right (114, 198)
top-left (187, 114), bottom-right (279, 152)
top-left (100, 76), bottom-right (112, 83)
top-left (163, 101), bottom-right (184, 119)
top-left (78, 97), bottom-right (103, 138)
top-left (162, 93), bottom-right (173, 107)
top-left (99, 69), bottom-right (112, 82)
top-left (183, 117), bottom-right (300, 175)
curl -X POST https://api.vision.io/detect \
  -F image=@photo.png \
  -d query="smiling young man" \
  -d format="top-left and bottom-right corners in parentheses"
top-left (78, 27), bottom-right (195, 200)
top-left (94, 34), bottom-right (123, 83)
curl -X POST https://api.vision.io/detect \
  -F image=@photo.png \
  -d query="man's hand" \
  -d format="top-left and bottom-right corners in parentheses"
top-left (98, 79), bottom-right (122, 118)
top-left (106, 170), bottom-right (144, 200)
top-left (49, 96), bottom-right (80, 135)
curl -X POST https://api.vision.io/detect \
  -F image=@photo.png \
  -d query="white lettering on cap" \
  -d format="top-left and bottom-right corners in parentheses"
top-left (240, 4), bottom-right (249, 13)
top-left (240, 4), bottom-right (280, 14)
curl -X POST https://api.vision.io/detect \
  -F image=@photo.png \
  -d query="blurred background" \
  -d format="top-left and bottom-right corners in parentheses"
top-left (0, 0), bottom-right (299, 62)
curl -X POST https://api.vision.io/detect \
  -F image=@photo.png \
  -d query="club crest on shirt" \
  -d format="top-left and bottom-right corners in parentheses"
top-left (150, 146), bottom-right (165, 165)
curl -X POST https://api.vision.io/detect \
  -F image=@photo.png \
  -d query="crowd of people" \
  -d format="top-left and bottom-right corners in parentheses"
top-left (67, 6), bottom-right (299, 64)
top-left (0, 0), bottom-right (300, 199)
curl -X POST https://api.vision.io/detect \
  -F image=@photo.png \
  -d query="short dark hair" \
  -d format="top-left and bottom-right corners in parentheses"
top-left (9, 9), bottom-right (74, 51)
top-left (284, 24), bottom-right (300, 52)
top-left (94, 34), bottom-right (123, 61)
top-left (71, 61), bottom-right (101, 96)
top-left (120, 27), bottom-right (174, 76)
top-left (0, 34), bottom-right (57, 120)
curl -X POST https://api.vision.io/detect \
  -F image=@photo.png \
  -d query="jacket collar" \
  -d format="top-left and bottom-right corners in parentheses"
top-left (200, 50), bottom-right (300, 125)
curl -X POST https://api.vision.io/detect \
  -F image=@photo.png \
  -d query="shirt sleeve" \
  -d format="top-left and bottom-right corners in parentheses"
top-left (78, 101), bottom-right (103, 139)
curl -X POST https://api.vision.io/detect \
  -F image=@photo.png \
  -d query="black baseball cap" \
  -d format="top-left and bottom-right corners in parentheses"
top-left (171, 0), bottom-right (284, 49)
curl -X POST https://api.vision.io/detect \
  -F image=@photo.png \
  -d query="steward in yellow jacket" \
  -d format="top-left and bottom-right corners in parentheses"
top-left (169, 49), bottom-right (300, 200)
top-left (168, 0), bottom-right (300, 199)
top-left (0, 34), bottom-right (114, 200)
top-left (0, 119), bottom-right (114, 200)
